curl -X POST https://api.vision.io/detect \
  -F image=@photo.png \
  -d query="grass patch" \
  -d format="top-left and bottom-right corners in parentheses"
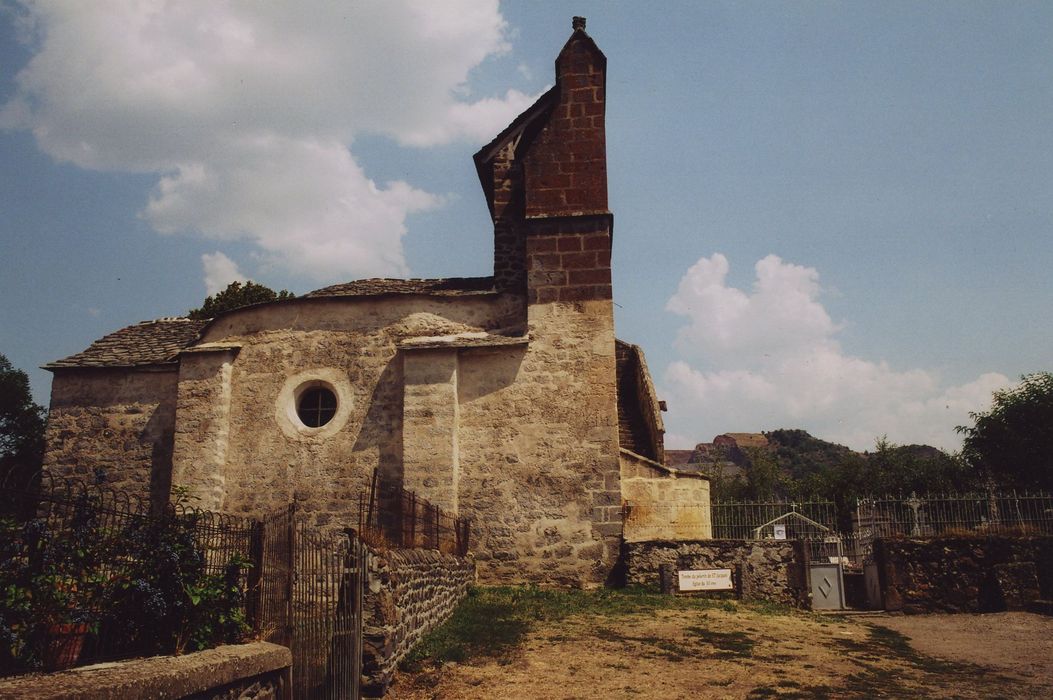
top-left (401, 585), bottom-right (743, 670)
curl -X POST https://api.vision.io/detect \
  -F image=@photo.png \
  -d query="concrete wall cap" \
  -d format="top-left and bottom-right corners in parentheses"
top-left (0, 642), bottom-right (291, 700)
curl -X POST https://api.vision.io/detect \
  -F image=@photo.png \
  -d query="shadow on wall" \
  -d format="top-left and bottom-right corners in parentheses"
top-left (352, 345), bottom-right (528, 494)
top-left (456, 346), bottom-right (526, 405)
top-left (146, 414), bottom-right (174, 511)
top-left (352, 357), bottom-right (406, 488)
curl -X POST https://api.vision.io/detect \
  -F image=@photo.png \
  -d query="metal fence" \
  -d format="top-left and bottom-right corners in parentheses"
top-left (256, 504), bottom-right (366, 700)
top-left (0, 471), bottom-right (256, 674)
top-left (636, 491), bottom-right (1053, 569)
top-left (855, 490), bottom-right (1053, 539)
top-left (357, 470), bottom-right (470, 556)
top-left (0, 472), bottom-right (369, 698)
top-left (711, 499), bottom-right (838, 540)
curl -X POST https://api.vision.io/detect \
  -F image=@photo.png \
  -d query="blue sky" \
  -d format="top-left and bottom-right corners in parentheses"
top-left (1, 1), bottom-right (1050, 451)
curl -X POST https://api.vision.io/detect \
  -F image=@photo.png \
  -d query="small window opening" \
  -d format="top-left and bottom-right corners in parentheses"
top-left (297, 386), bottom-right (337, 428)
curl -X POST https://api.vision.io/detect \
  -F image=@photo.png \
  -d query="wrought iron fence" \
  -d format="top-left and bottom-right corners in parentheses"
top-left (855, 490), bottom-right (1053, 539)
top-left (710, 498), bottom-right (838, 540)
top-left (0, 472), bottom-right (369, 698)
top-left (257, 504), bottom-right (365, 700)
top-left (631, 491), bottom-right (1053, 569)
top-left (357, 469), bottom-right (470, 556)
top-left (0, 471), bottom-right (256, 675)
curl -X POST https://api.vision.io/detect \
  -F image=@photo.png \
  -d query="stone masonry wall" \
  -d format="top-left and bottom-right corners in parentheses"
top-left (625, 540), bottom-right (810, 608)
top-left (523, 27), bottom-right (607, 218)
top-left (171, 346), bottom-right (238, 511)
top-left (362, 549), bottom-right (474, 697)
top-left (523, 215), bottom-right (612, 305)
top-left (875, 535), bottom-right (1053, 614)
top-left (401, 349), bottom-right (460, 514)
top-left (178, 294), bottom-right (519, 527)
top-left (620, 450), bottom-right (711, 543)
top-left (44, 367), bottom-right (177, 506)
top-left (457, 297), bottom-right (620, 586)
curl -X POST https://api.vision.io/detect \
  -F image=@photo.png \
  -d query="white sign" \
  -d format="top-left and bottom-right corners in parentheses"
top-left (773, 523), bottom-right (787, 540)
top-left (678, 568), bottom-right (733, 591)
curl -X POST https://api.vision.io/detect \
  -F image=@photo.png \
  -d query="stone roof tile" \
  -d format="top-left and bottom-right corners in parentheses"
top-left (304, 277), bottom-right (495, 298)
top-left (46, 318), bottom-right (207, 369)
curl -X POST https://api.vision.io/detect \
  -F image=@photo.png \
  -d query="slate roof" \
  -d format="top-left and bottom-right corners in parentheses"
top-left (305, 277), bottom-right (495, 298)
top-left (46, 318), bottom-right (207, 369)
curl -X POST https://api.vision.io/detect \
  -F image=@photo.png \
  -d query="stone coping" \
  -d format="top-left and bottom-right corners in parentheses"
top-left (620, 448), bottom-right (709, 480)
top-left (398, 331), bottom-right (529, 350)
top-left (0, 642), bottom-right (290, 700)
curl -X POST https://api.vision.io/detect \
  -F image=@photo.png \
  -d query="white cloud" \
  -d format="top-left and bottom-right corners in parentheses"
top-left (662, 254), bottom-right (1010, 451)
top-left (201, 252), bottom-right (246, 296)
top-left (1, 1), bottom-right (540, 283)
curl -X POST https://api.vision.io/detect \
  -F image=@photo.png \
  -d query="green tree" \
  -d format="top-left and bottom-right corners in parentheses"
top-left (867, 437), bottom-right (979, 494)
top-left (0, 354), bottom-right (47, 484)
top-left (187, 281), bottom-right (294, 319)
top-left (741, 446), bottom-right (788, 500)
top-left (957, 372), bottom-right (1053, 491)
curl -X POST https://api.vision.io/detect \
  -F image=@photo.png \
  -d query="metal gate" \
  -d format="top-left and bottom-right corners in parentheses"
top-left (803, 536), bottom-right (846, 610)
top-left (256, 505), bottom-right (366, 699)
top-left (809, 563), bottom-right (846, 610)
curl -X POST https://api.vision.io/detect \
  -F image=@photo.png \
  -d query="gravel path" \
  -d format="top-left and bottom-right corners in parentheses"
top-left (870, 611), bottom-right (1053, 692)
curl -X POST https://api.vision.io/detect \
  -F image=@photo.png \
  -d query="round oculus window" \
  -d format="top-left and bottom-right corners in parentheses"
top-left (297, 386), bottom-right (338, 428)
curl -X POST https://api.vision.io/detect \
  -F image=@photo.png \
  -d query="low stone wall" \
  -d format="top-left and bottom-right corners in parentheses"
top-left (874, 535), bottom-right (1053, 614)
top-left (362, 548), bottom-right (475, 697)
top-left (624, 539), bottom-right (809, 608)
top-left (0, 642), bottom-right (290, 699)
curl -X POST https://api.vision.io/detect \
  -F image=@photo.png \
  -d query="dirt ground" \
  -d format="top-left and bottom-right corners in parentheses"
top-left (391, 607), bottom-right (1053, 699)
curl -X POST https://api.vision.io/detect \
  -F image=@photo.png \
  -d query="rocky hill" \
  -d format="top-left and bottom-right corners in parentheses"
top-left (671, 430), bottom-right (968, 501)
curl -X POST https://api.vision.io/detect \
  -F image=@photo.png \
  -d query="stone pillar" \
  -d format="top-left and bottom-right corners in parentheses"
top-left (401, 349), bottom-right (459, 514)
top-left (171, 346), bottom-right (239, 511)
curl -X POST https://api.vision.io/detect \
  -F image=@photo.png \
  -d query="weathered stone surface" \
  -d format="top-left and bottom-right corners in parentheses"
top-left (993, 562), bottom-right (1041, 611)
top-left (44, 367), bottom-right (178, 507)
top-left (625, 540), bottom-right (809, 608)
top-left (875, 535), bottom-right (1053, 614)
top-left (0, 642), bottom-right (291, 700)
top-left (620, 450), bottom-right (710, 543)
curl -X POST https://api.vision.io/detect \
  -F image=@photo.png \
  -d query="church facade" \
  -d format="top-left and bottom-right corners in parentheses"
top-left (43, 19), bottom-right (709, 586)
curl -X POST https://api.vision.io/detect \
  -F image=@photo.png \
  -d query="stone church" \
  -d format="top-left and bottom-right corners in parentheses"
top-left (42, 18), bottom-right (709, 586)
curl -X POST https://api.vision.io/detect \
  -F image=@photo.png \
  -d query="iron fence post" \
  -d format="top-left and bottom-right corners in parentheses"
top-left (284, 502), bottom-right (295, 649)
top-left (247, 519), bottom-right (264, 634)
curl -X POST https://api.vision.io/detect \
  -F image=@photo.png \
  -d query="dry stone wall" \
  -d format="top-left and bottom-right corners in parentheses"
top-left (362, 549), bottom-right (474, 697)
top-left (874, 535), bottom-right (1053, 614)
top-left (625, 540), bottom-right (810, 608)
top-left (44, 368), bottom-right (177, 506)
